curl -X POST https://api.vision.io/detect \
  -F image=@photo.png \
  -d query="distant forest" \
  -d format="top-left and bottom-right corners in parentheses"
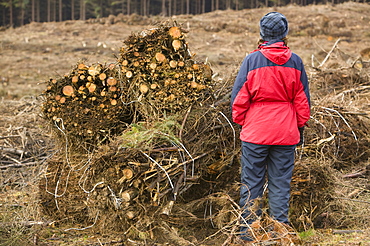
top-left (0, 0), bottom-right (368, 27)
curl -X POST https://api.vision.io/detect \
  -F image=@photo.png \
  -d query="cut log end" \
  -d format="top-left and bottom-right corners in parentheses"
top-left (88, 66), bottom-right (100, 76)
top-left (122, 60), bottom-right (129, 66)
top-left (120, 188), bottom-right (138, 202)
top-left (72, 76), bottom-right (79, 83)
top-left (88, 83), bottom-right (97, 93)
top-left (99, 73), bottom-right (107, 81)
top-left (169, 60), bottom-right (178, 68)
top-left (126, 71), bottom-right (133, 78)
top-left (139, 84), bottom-right (149, 94)
top-left (123, 168), bottom-right (134, 180)
top-left (172, 40), bottom-right (182, 51)
top-left (155, 53), bottom-right (166, 63)
top-left (78, 63), bottom-right (88, 70)
top-left (62, 85), bottom-right (74, 96)
top-left (168, 26), bottom-right (182, 39)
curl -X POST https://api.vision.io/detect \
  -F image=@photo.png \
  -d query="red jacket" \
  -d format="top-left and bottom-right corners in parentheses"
top-left (231, 41), bottom-right (310, 145)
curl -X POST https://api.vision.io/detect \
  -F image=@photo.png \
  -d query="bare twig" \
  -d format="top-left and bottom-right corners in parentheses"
top-left (342, 169), bottom-right (367, 178)
top-left (333, 197), bottom-right (370, 204)
top-left (179, 105), bottom-right (192, 141)
top-left (0, 161), bottom-right (39, 169)
top-left (2, 153), bottom-right (22, 164)
top-left (107, 185), bottom-right (122, 209)
top-left (0, 221), bottom-right (53, 227)
top-left (44, 167), bottom-right (73, 210)
top-left (82, 239), bottom-right (126, 246)
top-left (318, 38), bottom-right (341, 68)
top-left (322, 107), bottom-right (358, 142)
top-left (54, 118), bottom-right (71, 168)
top-left (332, 229), bottom-right (364, 234)
top-left (0, 135), bottom-right (21, 139)
top-left (0, 146), bottom-right (28, 156)
top-left (160, 172), bottom-right (185, 217)
top-left (178, 150), bottom-right (211, 167)
top-left (334, 85), bottom-right (370, 100)
top-left (218, 110), bottom-right (236, 151)
top-left (64, 212), bottom-right (99, 231)
top-left (141, 151), bottom-right (174, 190)
top-left (151, 146), bottom-right (181, 152)
top-left (170, 139), bottom-right (195, 177)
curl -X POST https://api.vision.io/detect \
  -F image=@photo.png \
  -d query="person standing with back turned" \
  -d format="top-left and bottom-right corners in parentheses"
top-left (230, 12), bottom-right (311, 241)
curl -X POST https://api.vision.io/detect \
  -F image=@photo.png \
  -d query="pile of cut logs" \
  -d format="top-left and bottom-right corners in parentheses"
top-left (118, 25), bottom-right (214, 118)
top-left (42, 62), bottom-right (132, 144)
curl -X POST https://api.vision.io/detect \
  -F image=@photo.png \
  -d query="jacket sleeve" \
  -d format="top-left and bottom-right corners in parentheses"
top-left (231, 57), bottom-right (251, 125)
top-left (293, 60), bottom-right (311, 128)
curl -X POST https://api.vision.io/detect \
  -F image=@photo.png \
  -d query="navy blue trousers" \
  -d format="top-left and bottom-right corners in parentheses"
top-left (239, 141), bottom-right (295, 239)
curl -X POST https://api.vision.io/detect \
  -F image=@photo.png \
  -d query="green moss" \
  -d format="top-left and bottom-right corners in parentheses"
top-left (299, 229), bottom-right (316, 240)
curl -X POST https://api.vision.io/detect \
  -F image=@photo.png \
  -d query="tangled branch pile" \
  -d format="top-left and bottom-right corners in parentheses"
top-left (168, 49), bottom-right (370, 242)
top-left (290, 57), bottom-right (370, 230)
top-left (39, 23), bottom-right (237, 242)
top-left (166, 48), bottom-right (370, 242)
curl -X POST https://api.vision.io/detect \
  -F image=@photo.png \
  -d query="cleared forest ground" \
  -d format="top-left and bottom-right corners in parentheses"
top-left (1, 2), bottom-right (370, 245)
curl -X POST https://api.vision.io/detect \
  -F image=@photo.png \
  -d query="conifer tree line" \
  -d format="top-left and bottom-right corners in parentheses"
top-left (0, 0), bottom-right (368, 27)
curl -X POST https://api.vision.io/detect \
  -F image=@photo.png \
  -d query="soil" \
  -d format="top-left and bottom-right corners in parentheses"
top-left (1, 2), bottom-right (370, 245)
